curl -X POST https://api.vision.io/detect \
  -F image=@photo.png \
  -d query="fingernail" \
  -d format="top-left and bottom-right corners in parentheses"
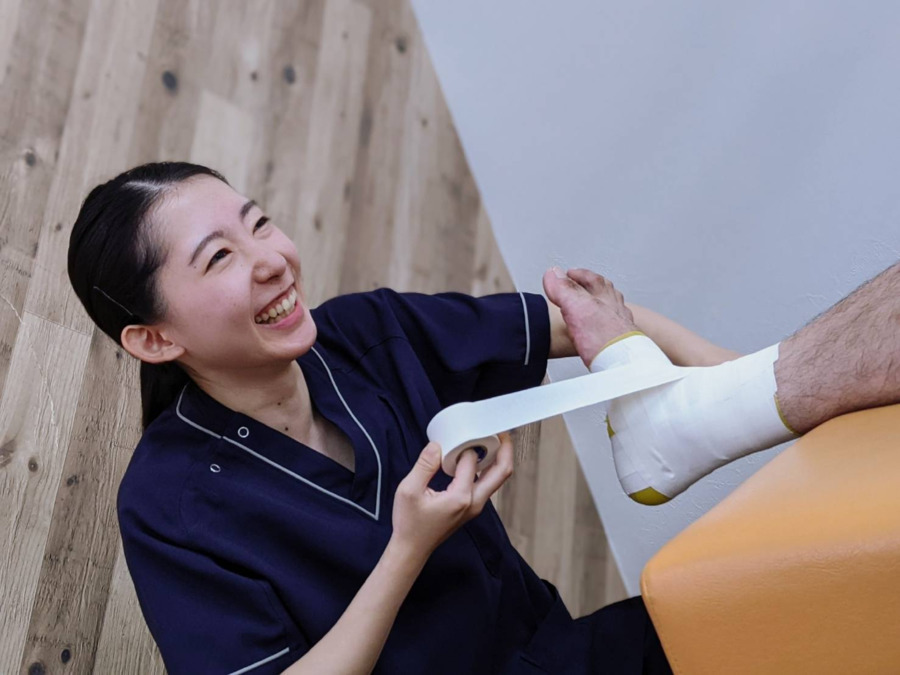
top-left (552, 266), bottom-right (566, 278)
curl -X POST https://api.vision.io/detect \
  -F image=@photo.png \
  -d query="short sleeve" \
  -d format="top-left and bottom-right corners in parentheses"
top-left (375, 288), bottom-right (551, 406)
top-left (119, 512), bottom-right (306, 675)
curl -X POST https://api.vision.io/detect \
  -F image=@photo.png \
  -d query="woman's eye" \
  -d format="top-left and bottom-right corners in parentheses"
top-left (254, 216), bottom-right (270, 231)
top-left (207, 249), bottom-right (229, 270)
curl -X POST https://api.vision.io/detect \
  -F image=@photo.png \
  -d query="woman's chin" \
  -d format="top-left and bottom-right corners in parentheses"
top-left (268, 315), bottom-right (317, 359)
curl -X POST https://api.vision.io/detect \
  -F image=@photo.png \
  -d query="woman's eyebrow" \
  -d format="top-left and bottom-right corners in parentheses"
top-left (187, 199), bottom-right (257, 266)
top-left (188, 230), bottom-right (225, 266)
top-left (239, 199), bottom-right (257, 219)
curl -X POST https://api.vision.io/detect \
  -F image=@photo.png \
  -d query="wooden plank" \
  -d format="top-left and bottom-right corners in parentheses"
top-left (269, 0), bottom-right (326, 49)
top-left (23, 0), bottom-right (161, 333)
top-left (196, 0), bottom-right (279, 112)
top-left (339, 0), bottom-right (483, 297)
top-left (19, 330), bottom-right (142, 674)
top-left (93, 540), bottom-right (165, 674)
top-left (0, 0), bottom-right (91, 399)
top-left (0, 0), bottom-right (21, 86)
top-left (7, 0), bottom-right (160, 672)
top-left (378, 17), bottom-right (438, 294)
top-left (291, 0), bottom-right (373, 305)
top-left (188, 89), bottom-right (256, 194)
top-left (402, 38), bottom-right (482, 294)
top-left (339, 0), bottom-right (417, 294)
top-left (471, 203), bottom-right (514, 297)
top-left (126, 0), bottom-right (208, 166)
top-left (242, 3), bottom-right (322, 242)
top-left (0, 313), bottom-right (92, 675)
top-left (201, 0), bottom-right (324, 116)
top-left (0, 0), bottom-right (88, 143)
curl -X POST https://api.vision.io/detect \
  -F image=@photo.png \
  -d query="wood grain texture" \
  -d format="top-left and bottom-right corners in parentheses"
top-left (0, 1), bottom-right (626, 672)
top-left (0, 315), bottom-right (92, 674)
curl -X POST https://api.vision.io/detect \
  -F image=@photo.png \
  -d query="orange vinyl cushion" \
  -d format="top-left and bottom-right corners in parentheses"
top-left (640, 404), bottom-right (900, 674)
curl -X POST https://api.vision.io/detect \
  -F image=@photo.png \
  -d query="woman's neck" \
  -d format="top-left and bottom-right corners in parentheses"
top-left (195, 359), bottom-right (314, 439)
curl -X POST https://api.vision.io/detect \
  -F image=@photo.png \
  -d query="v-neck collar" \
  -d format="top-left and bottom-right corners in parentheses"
top-left (174, 344), bottom-right (383, 521)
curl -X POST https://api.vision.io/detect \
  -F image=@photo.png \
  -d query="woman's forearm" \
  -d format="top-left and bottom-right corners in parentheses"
top-left (546, 298), bottom-right (578, 358)
top-left (627, 303), bottom-right (741, 366)
top-left (546, 295), bottom-right (739, 366)
top-left (281, 538), bottom-right (427, 674)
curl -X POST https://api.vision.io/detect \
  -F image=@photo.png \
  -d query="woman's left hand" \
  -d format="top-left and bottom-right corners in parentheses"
top-left (390, 432), bottom-right (515, 563)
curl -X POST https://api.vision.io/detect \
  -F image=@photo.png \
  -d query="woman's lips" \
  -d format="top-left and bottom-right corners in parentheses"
top-left (255, 286), bottom-right (298, 323)
top-left (257, 296), bottom-right (303, 330)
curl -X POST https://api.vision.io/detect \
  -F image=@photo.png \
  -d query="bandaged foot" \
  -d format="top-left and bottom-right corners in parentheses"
top-left (591, 333), bottom-right (800, 505)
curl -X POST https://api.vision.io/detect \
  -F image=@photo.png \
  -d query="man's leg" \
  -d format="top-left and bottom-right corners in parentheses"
top-left (543, 261), bottom-right (900, 504)
top-left (775, 261), bottom-right (900, 433)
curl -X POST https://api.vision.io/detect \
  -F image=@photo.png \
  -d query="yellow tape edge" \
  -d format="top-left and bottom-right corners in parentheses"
top-left (629, 486), bottom-right (671, 506)
top-left (773, 393), bottom-right (801, 436)
top-left (599, 330), bottom-right (646, 354)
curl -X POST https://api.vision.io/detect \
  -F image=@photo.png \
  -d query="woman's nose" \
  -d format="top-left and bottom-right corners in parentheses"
top-left (250, 242), bottom-right (287, 281)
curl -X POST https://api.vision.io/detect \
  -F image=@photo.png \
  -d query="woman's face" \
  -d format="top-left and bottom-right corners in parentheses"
top-left (150, 175), bottom-right (316, 375)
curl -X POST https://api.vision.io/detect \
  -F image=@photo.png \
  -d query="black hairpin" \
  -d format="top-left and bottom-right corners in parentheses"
top-left (92, 285), bottom-right (142, 322)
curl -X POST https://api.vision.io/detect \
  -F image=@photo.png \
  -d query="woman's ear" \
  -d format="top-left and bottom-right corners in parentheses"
top-left (120, 324), bottom-right (185, 364)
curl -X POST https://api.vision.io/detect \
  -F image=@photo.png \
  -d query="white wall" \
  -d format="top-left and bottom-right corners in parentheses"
top-left (412, 0), bottom-right (900, 594)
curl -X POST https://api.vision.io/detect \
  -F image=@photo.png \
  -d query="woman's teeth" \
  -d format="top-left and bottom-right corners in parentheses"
top-left (255, 288), bottom-right (298, 324)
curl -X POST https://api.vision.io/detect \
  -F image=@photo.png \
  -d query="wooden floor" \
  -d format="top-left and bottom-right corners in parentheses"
top-left (0, 0), bottom-right (625, 672)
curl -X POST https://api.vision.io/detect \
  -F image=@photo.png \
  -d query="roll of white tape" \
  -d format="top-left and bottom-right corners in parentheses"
top-left (427, 363), bottom-right (688, 475)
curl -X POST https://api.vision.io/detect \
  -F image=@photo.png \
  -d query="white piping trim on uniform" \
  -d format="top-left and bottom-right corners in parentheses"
top-left (309, 345), bottom-right (383, 521)
top-left (228, 646), bottom-right (290, 674)
top-left (175, 388), bottom-right (222, 438)
top-left (175, 346), bottom-right (383, 521)
top-left (220, 436), bottom-right (377, 519)
top-left (518, 291), bottom-right (531, 367)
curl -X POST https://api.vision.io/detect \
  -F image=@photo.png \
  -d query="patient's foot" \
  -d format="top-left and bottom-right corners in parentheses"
top-left (542, 267), bottom-right (639, 369)
top-left (592, 335), bottom-right (799, 505)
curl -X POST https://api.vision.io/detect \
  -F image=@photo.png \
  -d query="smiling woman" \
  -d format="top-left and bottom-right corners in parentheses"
top-left (67, 162), bottom-right (229, 430)
top-left (65, 162), bottom-right (671, 675)
top-left (110, 171), bottom-right (320, 428)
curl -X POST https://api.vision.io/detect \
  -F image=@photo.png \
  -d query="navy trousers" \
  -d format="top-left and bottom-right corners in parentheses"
top-left (506, 584), bottom-right (673, 674)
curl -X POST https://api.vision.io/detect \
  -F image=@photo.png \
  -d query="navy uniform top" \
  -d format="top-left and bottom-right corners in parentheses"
top-left (117, 289), bottom-right (665, 675)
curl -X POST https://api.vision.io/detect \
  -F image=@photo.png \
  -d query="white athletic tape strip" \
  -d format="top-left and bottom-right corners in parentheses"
top-left (595, 336), bottom-right (796, 501)
top-left (426, 360), bottom-right (688, 475)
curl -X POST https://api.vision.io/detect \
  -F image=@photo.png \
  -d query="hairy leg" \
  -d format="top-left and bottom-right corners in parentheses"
top-left (544, 263), bottom-right (900, 503)
top-left (775, 261), bottom-right (900, 434)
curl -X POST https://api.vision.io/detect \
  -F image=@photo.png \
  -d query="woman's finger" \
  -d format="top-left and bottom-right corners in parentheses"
top-left (402, 442), bottom-right (443, 493)
top-left (472, 434), bottom-right (514, 505)
top-left (447, 448), bottom-right (478, 493)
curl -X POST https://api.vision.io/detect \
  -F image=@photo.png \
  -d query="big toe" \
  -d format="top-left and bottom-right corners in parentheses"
top-left (542, 268), bottom-right (581, 305)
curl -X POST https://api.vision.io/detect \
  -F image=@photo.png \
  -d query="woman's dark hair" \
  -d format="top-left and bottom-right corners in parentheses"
top-left (67, 161), bottom-right (229, 431)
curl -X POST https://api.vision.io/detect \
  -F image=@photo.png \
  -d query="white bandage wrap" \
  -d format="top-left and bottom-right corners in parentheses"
top-left (590, 334), bottom-right (798, 503)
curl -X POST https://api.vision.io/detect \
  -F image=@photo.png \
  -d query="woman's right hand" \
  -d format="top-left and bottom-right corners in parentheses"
top-left (390, 432), bottom-right (514, 563)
